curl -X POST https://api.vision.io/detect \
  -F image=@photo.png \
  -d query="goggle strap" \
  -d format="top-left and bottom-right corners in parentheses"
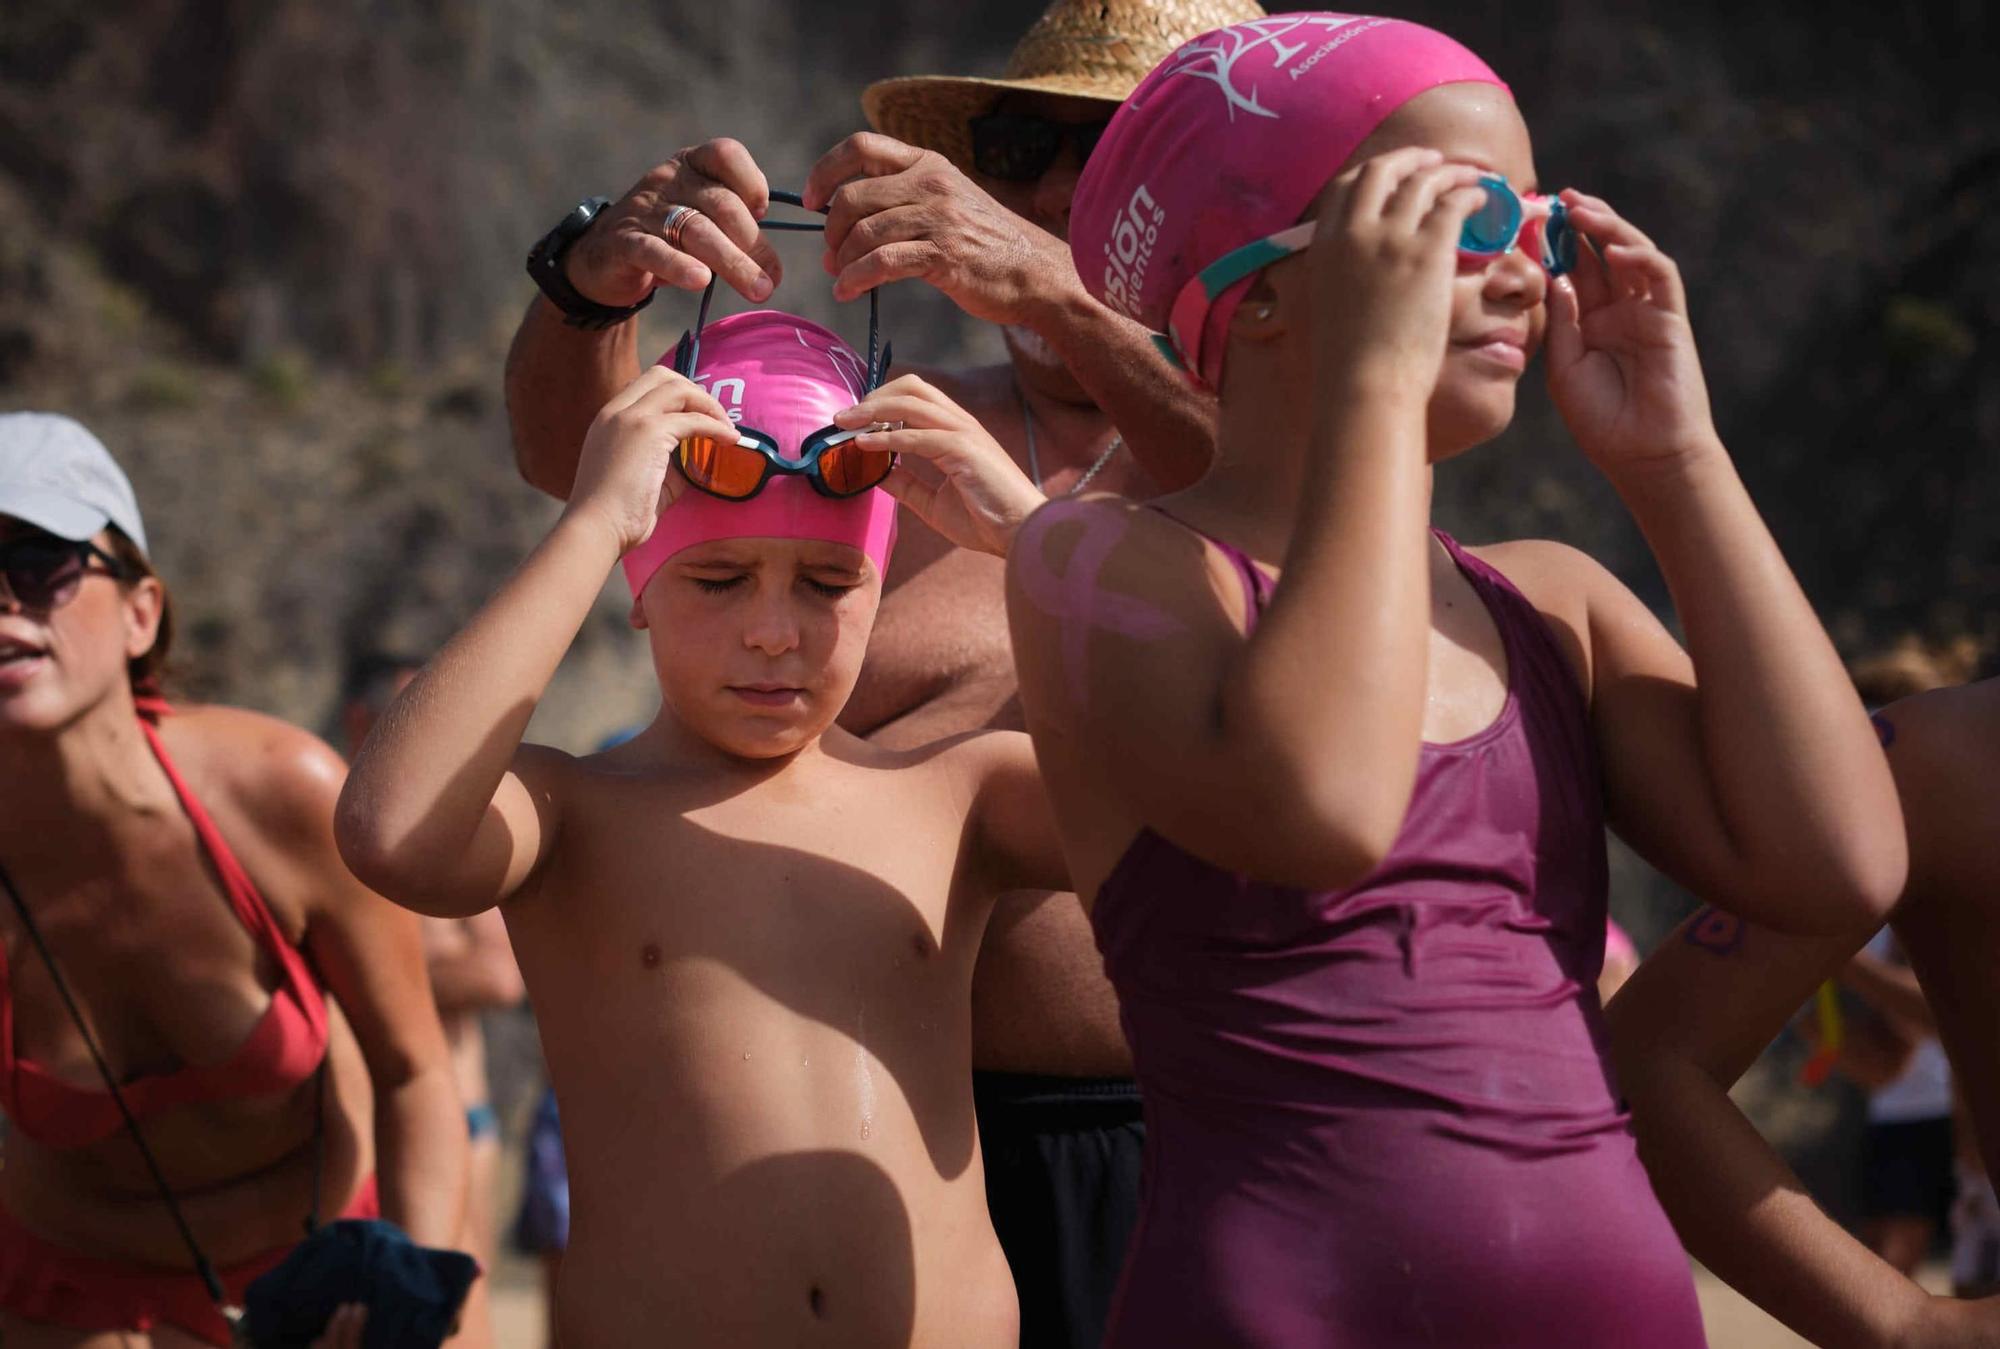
top-left (866, 285), bottom-right (882, 388)
top-left (670, 188), bottom-right (884, 389)
top-left (1542, 199), bottom-right (1575, 278)
top-left (1164, 221), bottom-right (1316, 379)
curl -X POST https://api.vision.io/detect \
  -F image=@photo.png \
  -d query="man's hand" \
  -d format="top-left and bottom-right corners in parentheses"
top-left (806, 133), bottom-right (1080, 323)
top-left (567, 139), bottom-right (782, 308)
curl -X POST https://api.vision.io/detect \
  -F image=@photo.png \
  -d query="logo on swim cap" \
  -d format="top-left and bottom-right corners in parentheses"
top-left (1164, 15), bottom-right (1373, 119)
top-left (1102, 184), bottom-right (1166, 320)
top-left (692, 339), bottom-right (870, 441)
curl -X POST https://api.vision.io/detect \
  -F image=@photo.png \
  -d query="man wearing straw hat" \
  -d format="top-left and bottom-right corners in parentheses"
top-left (503, 3), bottom-right (1261, 1344)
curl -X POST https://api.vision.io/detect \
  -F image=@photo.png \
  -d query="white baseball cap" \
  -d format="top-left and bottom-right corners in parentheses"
top-left (0, 413), bottom-right (149, 556)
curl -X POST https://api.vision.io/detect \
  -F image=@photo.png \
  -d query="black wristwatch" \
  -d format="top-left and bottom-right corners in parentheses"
top-left (526, 196), bottom-right (656, 330)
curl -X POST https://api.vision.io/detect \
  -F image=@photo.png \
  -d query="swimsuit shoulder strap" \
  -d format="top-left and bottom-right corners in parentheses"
top-left (1432, 530), bottom-right (1594, 733)
top-left (1143, 504), bottom-right (1273, 627)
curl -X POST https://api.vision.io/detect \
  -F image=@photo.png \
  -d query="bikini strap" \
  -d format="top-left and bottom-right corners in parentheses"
top-left (134, 716), bottom-right (332, 1044)
top-left (137, 717), bottom-right (262, 931)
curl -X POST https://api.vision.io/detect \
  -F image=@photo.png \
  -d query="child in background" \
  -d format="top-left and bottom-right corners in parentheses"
top-left (342, 652), bottom-right (526, 1300)
top-left (1006, 12), bottom-right (1906, 1345)
top-left (1807, 638), bottom-right (1979, 1277)
top-left (337, 310), bottom-right (1064, 1347)
top-left (1609, 668), bottom-right (2000, 1344)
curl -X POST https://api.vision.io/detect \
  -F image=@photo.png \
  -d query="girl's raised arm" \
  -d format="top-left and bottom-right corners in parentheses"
top-left (1543, 192), bottom-right (1905, 932)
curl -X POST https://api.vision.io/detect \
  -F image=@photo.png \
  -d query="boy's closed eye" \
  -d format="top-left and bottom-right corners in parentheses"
top-left (801, 567), bottom-right (865, 600)
top-left (687, 572), bottom-right (748, 594)
top-left (678, 567), bottom-right (865, 599)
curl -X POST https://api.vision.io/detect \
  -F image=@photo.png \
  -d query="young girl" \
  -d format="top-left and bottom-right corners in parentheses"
top-left (1005, 13), bottom-right (1907, 1345)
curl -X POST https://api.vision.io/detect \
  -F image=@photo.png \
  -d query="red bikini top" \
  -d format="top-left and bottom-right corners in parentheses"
top-left (0, 707), bottom-right (330, 1149)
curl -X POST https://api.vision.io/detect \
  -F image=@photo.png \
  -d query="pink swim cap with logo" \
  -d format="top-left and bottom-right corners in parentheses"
top-left (1070, 13), bottom-right (1507, 389)
top-left (622, 309), bottom-right (899, 597)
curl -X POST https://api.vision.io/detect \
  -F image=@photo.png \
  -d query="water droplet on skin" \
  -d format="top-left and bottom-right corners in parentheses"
top-left (860, 1121), bottom-right (871, 1140)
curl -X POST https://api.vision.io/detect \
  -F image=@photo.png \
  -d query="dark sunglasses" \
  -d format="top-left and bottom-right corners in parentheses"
top-left (968, 113), bottom-right (1112, 183)
top-left (0, 535), bottom-right (131, 612)
top-left (670, 189), bottom-right (897, 503)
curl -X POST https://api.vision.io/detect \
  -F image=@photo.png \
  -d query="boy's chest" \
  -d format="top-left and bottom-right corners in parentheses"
top-left (527, 786), bottom-right (981, 993)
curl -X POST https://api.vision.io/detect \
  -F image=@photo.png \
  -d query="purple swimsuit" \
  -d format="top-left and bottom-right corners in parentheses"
top-left (1093, 527), bottom-right (1707, 1347)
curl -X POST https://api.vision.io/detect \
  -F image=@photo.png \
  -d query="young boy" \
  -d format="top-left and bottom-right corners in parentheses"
top-left (336, 311), bottom-right (1058, 1347)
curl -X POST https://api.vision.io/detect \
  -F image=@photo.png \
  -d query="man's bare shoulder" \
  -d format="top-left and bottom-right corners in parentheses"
top-left (844, 726), bottom-right (1033, 802)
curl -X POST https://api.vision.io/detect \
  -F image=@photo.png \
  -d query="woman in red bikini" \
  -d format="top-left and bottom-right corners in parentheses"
top-left (0, 413), bottom-right (471, 1346)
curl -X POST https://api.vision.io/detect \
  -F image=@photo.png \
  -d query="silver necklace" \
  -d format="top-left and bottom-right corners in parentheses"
top-left (1020, 389), bottom-right (1122, 498)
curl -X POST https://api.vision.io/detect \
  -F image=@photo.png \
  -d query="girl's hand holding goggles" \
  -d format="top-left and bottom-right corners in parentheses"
top-left (1159, 174), bottom-right (1577, 375)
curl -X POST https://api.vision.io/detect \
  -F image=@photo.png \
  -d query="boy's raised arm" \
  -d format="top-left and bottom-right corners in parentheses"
top-left (336, 368), bottom-right (736, 916)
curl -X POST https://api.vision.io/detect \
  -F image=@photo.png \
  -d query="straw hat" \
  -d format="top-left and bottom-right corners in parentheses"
top-left (863, 0), bottom-right (1269, 175)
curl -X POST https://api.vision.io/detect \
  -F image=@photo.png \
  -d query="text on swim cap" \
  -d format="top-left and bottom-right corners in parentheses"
top-left (1103, 184), bottom-right (1165, 320)
top-left (696, 375), bottom-right (748, 424)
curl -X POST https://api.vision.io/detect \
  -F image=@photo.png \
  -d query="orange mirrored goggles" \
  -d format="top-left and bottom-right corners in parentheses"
top-left (675, 422), bottom-right (898, 501)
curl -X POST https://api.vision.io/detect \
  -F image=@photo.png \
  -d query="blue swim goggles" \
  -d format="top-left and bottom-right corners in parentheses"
top-left (1457, 175), bottom-right (1577, 277)
top-left (1160, 175), bottom-right (1576, 378)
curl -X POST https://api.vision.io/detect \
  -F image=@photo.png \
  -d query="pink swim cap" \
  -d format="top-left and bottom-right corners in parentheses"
top-left (622, 310), bottom-right (899, 597)
top-left (1070, 14), bottom-right (1507, 389)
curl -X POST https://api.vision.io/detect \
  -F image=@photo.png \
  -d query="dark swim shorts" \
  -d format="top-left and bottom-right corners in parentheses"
top-left (975, 1072), bottom-right (1145, 1349)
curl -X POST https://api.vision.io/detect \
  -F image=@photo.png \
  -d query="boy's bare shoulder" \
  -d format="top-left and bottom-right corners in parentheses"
top-left (508, 738), bottom-right (588, 803)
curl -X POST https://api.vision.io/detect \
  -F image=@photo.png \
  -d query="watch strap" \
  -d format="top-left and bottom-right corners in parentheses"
top-left (527, 197), bottom-right (656, 331)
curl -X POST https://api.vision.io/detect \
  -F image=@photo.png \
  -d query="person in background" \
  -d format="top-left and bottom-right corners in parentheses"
top-left (341, 652), bottom-right (527, 1303)
top-left (1817, 638), bottom-right (1981, 1278)
top-left (1610, 650), bottom-right (2000, 1344)
top-left (0, 413), bottom-right (472, 1346)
